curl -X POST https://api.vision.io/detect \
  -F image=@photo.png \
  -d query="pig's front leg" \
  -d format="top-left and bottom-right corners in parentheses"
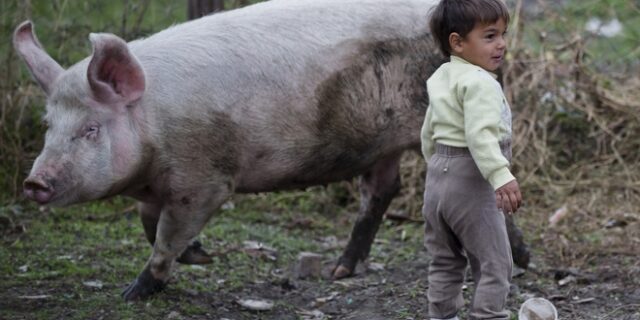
top-left (123, 185), bottom-right (232, 301)
top-left (137, 201), bottom-right (213, 265)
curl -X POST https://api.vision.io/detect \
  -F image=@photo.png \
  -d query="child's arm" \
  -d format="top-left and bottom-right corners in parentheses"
top-left (459, 73), bottom-right (514, 189)
top-left (459, 72), bottom-right (522, 212)
top-left (420, 106), bottom-right (435, 162)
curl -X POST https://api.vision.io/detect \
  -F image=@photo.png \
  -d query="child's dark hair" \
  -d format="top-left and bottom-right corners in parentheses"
top-left (429, 0), bottom-right (510, 56)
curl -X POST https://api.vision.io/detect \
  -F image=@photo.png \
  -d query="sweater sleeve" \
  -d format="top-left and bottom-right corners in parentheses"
top-left (458, 73), bottom-right (515, 189)
top-left (420, 105), bottom-right (435, 162)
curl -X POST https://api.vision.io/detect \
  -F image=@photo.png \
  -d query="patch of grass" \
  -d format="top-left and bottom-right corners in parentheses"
top-left (0, 199), bottom-right (157, 319)
top-left (2, 200), bottom-right (146, 283)
top-left (0, 189), bottom-right (367, 319)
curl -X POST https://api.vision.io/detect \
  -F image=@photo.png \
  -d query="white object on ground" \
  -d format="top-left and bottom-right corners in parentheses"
top-left (519, 297), bottom-right (558, 320)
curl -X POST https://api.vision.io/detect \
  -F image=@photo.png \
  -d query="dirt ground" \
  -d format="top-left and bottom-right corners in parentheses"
top-left (1, 196), bottom-right (639, 320)
top-left (6, 235), bottom-right (638, 320)
top-left (157, 238), bottom-right (640, 320)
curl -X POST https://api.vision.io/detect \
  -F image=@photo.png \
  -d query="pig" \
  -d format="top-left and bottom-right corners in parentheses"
top-left (15, 0), bottom-right (528, 301)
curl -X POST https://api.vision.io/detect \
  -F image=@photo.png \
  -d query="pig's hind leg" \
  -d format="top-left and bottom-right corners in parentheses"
top-left (137, 201), bottom-right (213, 265)
top-left (333, 154), bottom-right (402, 279)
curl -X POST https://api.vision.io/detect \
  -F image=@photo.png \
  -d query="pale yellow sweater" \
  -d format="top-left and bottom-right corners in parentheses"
top-left (421, 56), bottom-right (515, 190)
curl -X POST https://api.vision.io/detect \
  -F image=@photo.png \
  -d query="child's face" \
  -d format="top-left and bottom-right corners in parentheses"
top-left (451, 19), bottom-right (508, 72)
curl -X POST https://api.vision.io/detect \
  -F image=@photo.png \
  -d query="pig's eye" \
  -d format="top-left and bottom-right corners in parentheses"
top-left (84, 125), bottom-right (100, 139)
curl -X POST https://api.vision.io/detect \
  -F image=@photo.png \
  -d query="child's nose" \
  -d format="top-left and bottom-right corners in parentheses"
top-left (498, 36), bottom-right (507, 49)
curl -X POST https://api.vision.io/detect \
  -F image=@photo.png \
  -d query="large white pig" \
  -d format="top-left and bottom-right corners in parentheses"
top-left (15, 0), bottom-right (528, 300)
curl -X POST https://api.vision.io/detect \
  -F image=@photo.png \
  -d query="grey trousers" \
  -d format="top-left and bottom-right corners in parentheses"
top-left (423, 144), bottom-right (512, 320)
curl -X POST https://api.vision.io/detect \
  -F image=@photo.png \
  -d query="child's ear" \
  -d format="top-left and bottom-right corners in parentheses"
top-left (449, 32), bottom-right (464, 54)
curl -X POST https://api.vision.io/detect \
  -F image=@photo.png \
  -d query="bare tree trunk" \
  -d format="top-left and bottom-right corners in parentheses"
top-left (188, 0), bottom-right (225, 20)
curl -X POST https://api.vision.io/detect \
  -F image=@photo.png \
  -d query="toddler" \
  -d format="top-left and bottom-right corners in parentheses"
top-left (421, 0), bottom-right (523, 319)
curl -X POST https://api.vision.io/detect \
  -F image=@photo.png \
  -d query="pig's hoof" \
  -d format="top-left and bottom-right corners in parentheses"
top-left (332, 264), bottom-right (353, 279)
top-left (176, 240), bottom-right (212, 265)
top-left (513, 244), bottom-right (531, 269)
top-left (121, 269), bottom-right (165, 301)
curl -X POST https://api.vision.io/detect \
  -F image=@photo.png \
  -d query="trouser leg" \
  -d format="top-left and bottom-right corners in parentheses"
top-left (446, 156), bottom-right (512, 320)
top-left (423, 155), bottom-right (465, 319)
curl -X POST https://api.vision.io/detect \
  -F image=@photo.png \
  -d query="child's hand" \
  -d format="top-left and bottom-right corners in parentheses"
top-left (495, 180), bottom-right (522, 214)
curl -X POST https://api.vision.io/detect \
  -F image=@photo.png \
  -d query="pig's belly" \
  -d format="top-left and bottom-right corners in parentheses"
top-left (234, 147), bottom-right (386, 193)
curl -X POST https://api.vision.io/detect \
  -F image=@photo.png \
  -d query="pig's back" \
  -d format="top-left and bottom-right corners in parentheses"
top-left (131, 0), bottom-right (435, 109)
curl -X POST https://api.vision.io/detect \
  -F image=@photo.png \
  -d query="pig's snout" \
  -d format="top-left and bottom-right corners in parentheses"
top-left (23, 174), bottom-right (54, 204)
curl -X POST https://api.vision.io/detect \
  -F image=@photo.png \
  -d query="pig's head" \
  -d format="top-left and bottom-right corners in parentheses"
top-left (14, 21), bottom-right (148, 206)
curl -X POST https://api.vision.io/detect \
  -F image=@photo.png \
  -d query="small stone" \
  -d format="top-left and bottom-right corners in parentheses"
top-left (83, 280), bottom-right (103, 289)
top-left (189, 265), bottom-right (206, 271)
top-left (367, 262), bottom-right (385, 272)
top-left (293, 252), bottom-right (323, 279)
top-left (298, 309), bottom-right (325, 320)
top-left (237, 298), bottom-right (274, 311)
top-left (558, 275), bottom-right (576, 286)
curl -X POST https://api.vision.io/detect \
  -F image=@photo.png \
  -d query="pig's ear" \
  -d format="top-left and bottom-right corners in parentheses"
top-left (13, 21), bottom-right (64, 95)
top-left (87, 33), bottom-right (145, 105)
